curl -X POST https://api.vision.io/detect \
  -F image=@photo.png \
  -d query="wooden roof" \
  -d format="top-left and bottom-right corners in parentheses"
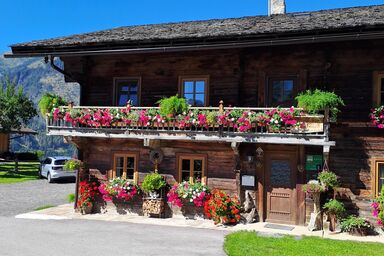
top-left (8, 4), bottom-right (384, 55)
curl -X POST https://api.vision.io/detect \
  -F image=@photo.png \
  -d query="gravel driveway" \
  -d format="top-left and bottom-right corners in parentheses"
top-left (0, 180), bottom-right (75, 216)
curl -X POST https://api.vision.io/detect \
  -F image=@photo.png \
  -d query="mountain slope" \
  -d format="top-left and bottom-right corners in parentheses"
top-left (0, 55), bottom-right (80, 157)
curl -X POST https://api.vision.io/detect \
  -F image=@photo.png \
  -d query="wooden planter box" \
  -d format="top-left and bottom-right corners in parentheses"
top-left (293, 116), bottom-right (324, 133)
top-left (143, 198), bottom-right (165, 216)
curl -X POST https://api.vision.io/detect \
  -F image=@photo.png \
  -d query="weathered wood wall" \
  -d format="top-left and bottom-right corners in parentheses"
top-left (62, 39), bottom-right (384, 220)
top-left (73, 138), bottom-right (237, 195)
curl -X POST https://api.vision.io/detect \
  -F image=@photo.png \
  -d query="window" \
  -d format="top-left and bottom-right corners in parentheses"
top-left (43, 158), bottom-right (52, 165)
top-left (114, 78), bottom-right (141, 106)
top-left (373, 159), bottom-right (384, 196)
top-left (177, 154), bottom-right (207, 184)
top-left (179, 76), bottom-right (209, 106)
top-left (373, 72), bottom-right (384, 106)
top-left (268, 78), bottom-right (297, 107)
top-left (112, 152), bottom-right (139, 182)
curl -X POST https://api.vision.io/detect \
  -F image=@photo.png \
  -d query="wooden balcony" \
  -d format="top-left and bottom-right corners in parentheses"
top-left (46, 105), bottom-right (335, 147)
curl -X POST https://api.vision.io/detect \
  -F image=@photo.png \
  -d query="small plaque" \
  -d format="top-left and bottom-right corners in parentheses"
top-left (241, 175), bottom-right (255, 187)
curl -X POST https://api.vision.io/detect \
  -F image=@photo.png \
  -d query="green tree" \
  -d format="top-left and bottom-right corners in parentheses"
top-left (0, 77), bottom-right (37, 132)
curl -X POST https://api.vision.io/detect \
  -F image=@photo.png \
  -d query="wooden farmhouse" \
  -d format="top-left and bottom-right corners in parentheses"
top-left (6, 2), bottom-right (384, 225)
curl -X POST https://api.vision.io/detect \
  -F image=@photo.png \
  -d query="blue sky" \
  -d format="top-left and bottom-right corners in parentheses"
top-left (1, 0), bottom-right (384, 53)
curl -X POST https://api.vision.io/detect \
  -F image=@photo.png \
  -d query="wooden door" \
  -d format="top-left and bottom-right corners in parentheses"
top-left (265, 152), bottom-right (297, 224)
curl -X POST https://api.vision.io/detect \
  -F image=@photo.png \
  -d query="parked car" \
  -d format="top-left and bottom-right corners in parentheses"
top-left (39, 156), bottom-right (76, 183)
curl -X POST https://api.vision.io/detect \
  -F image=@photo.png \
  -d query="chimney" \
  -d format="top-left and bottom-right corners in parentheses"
top-left (268, 0), bottom-right (286, 15)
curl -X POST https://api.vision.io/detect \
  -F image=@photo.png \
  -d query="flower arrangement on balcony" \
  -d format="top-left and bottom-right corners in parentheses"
top-left (77, 180), bottom-right (100, 214)
top-left (372, 187), bottom-right (384, 226)
top-left (167, 181), bottom-right (211, 207)
top-left (370, 105), bottom-right (384, 129)
top-left (98, 177), bottom-right (140, 202)
top-left (203, 189), bottom-right (241, 225)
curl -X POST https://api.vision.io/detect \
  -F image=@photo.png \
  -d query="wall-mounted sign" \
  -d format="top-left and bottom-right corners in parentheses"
top-left (305, 155), bottom-right (323, 171)
top-left (241, 175), bottom-right (255, 187)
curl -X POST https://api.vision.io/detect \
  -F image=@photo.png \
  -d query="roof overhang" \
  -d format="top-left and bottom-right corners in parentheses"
top-left (5, 29), bottom-right (384, 58)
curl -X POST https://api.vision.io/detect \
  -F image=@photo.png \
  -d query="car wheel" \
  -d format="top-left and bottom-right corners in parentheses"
top-left (47, 172), bottom-right (54, 183)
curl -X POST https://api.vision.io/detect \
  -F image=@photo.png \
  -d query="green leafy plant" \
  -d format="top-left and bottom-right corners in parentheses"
top-left (141, 172), bottom-right (167, 193)
top-left (318, 171), bottom-right (339, 190)
top-left (323, 199), bottom-right (345, 217)
top-left (0, 77), bottom-right (37, 132)
top-left (63, 159), bottom-right (81, 171)
top-left (38, 93), bottom-right (67, 116)
top-left (157, 95), bottom-right (189, 118)
top-left (295, 89), bottom-right (344, 119)
top-left (340, 216), bottom-right (371, 232)
top-left (67, 193), bottom-right (76, 203)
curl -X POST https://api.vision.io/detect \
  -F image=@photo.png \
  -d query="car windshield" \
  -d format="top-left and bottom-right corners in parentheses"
top-left (54, 160), bottom-right (67, 165)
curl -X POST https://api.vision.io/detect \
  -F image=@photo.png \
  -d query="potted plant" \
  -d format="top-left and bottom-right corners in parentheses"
top-left (77, 180), bottom-right (99, 214)
top-left (303, 180), bottom-right (325, 231)
top-left (372, 187), bottom-right (384, 227)
top-left (141, 172), bottom-right (167, 199)
top-left (323, 199), bottom-right (345, 232)
top-left (157, 95), bottom-right (189, 120)
top-left (340, 216), bottom-right (372, 236)
top-left (295, 89), bottom-right (345, 121)
top-left (38, 93), bottom-right (67, 116)
top-left (370, 105), bottom-right (384, 129)
top-left (318, 171), bottom-right (339, 191)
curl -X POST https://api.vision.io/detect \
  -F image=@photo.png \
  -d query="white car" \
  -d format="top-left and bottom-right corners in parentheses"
top-left (39, 156), bottom-right (76, 183)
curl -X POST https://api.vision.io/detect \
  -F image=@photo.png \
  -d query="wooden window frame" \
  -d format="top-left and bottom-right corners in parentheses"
top-left (373, 71), bottom-right (384, 106)
top-left (176, 153), bottom-right (207, 184)
top-left (267, 76), bottom-right (298, 107)
top-left (112, 152), bottom-right (139, 183)
top-left (372, 158), bottom-right (384, 197)
top-left (178, 75), bottom-right (209, 107)
top-left (113, 77), bottom-right (142, 106)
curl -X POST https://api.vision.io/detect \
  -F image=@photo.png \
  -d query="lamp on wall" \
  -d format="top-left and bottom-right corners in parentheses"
top-left (247, 155), bottom-right (255, 164)
top-left (255, 147), bottom-right (264, 168)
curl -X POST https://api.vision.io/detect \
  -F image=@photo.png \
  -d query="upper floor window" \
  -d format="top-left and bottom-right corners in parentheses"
top-left (268, 78), bottom-right (297, 107)
top-left (112, 152), bottom-right (139, 183)
top-left (373, 72), bottom-right (384, 106)
top-left (179, 76), bottom-right (209, 106)
top-left (373, 159), bottom-right (384, 196)
top-left (114, 78), bottom-right (141, 106)
top-left (177, 153), bottom-right (207, 184)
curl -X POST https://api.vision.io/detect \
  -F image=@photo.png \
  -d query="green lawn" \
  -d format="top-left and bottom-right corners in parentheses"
top-left (224, 231), bottom-right (384, 256)
top-left (0, 162), bottom-right (40, 184)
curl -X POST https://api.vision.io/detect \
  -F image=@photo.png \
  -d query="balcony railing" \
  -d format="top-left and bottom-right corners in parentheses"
top-left (46, 104), bottom-right (334, 146)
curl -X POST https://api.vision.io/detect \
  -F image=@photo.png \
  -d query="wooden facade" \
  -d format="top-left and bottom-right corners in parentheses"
top-left (51, 39), bottom-right (384, 224)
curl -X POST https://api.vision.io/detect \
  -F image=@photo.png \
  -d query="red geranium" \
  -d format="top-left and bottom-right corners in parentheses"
top-left (204, 189), bottom-right (241, 225)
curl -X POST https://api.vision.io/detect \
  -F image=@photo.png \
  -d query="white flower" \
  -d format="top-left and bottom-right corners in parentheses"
top-left (161, 120), bottom-right (165, 123)
top-left (183, 111), bottom-right (186, 115)
top-left (192, 119), bottom-right (196, 123)
top-left (190, 199), bottom-right (193, 202)
top-left (193, 191), bottom-right (196, 194)
top-left (148, 116), bottom-right (152, 119)
top-left (248, 112), bottom-right (252, 116)
top-left (189, 188), bottom-right (192, 191)
top-left (231, 118), bottom-right (234, 121)
top-left (183, 194), bottom-right (188, 198)
top-left (203, 188), bottom-right (206, 191)
top-left (190, 112), bottom-right (194, 117)
top-left (275, 120), bottom-right (278, 124)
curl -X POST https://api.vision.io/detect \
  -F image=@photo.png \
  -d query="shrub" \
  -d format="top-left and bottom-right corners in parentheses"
top-left (98, 177), bottom-right (140, 202)
top-left (63, 159), bottom-right (81, 171)
top-left (157, 95), bottom-right (189, 118)
top-left (318, 171), bottom-right (339, 190)
top-left (167, 181), bottom-right (210, 207)
top-left (204, 189), bottom-right (241, 225)
top-left (38, 93), bottom-right (67, 116)
top-left (372, 187), bottom-right (384, 226)
top-left (67, 193), bottom-right (76, 203)
top-left (141, 172), bottom-right (166, 193)
top-left (295, 89), bottom-right (344, 119)
top-left (340, 216), bottom-right (371, 232)
top-left (323, 199), bottom-right (345, 217)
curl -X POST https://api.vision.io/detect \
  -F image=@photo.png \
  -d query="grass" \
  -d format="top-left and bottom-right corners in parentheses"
top-left (0, 162), bottom-right (40, 184)
top-left (33, 205), bottom-right (55, 211)
top-left (224, 231), bottom-right (384, 256)
top-left (67, 193), bottom-right (75, 203)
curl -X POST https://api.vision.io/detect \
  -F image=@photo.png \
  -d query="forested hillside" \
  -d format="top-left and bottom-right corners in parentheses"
top-left (0, 55), bottom-right (80, 157)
